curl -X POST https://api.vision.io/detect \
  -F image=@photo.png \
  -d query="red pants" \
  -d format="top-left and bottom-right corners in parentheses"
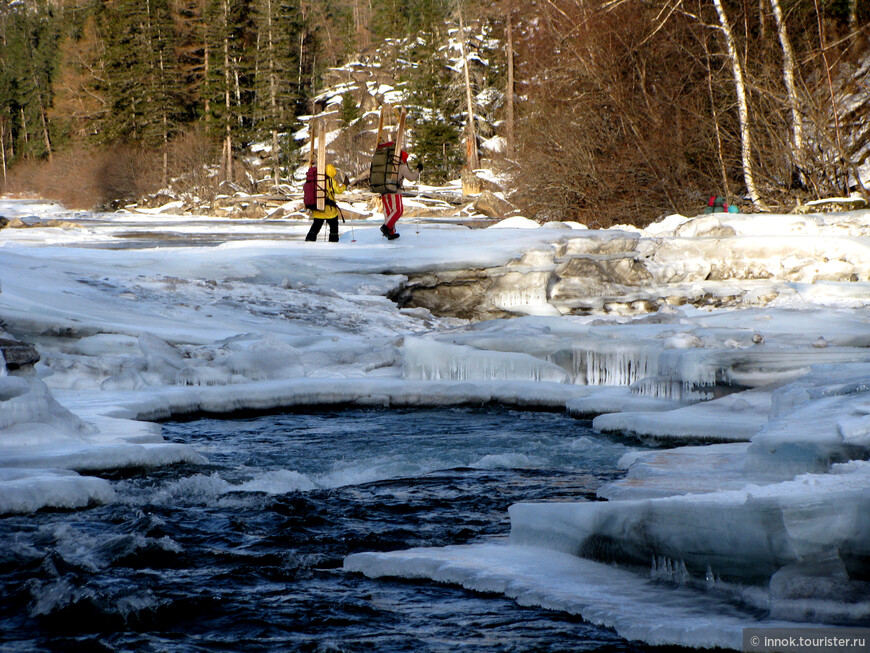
top-left (382, 193), bottom-right (403, 232)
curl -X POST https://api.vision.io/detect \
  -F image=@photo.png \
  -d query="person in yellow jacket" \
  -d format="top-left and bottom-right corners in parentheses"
top-left (305, 164), bottom-right (346, 242)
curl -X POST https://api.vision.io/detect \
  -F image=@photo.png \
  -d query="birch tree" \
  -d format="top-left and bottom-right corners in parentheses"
top-left (768, 0), bottom-right (804, 188)
top-left (712, 0), bottom-right (766, 210)
top-left (456, 5), bottom-right (479, 170)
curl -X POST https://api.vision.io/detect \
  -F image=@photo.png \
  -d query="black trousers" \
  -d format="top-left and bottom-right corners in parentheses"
top-left (306, 217), bottom-right (339, 242)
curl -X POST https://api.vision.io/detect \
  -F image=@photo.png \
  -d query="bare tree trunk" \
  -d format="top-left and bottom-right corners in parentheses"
top-left (233, 64), bottom-right (242, 112)
top-left (713, 0), bottom-right (766, 210)
top-left (457, 8), bottom-right (479, 170)
top-left (702, 35), bottom-right (731, 197)
top-left (769, 0), bottom-right (805, 185)
top-left (39, 107), bottom-right (52, 162)
top-left (223, 135), bottom-right (232, 182)
top-left (813, 0), bottom-right (849, 195)
top-left (204, 40), bottom-right (211, 119)
top-left (353, 0), bottom-right (370, 52)
top-left (145, 0), bottom-right (163, 183)
top-left (0, 120), bottom-right (7, 187)
top-left (159, 42), bottom-right (169, 187)
top-left (264, 0), bottom-right (281, 186)
top-left (163, 100), bottom-right (169, 188)
top-left (505, 5), bottom-right (515, 157)
top-left (298, 31), bottom-right (304, 90)
top-left (20, 108), bottom-right (29, 152)
top-left (222, 0), bottom-right (233, 182)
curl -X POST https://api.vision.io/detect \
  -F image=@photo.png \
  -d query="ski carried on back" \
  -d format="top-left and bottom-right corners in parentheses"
top-left (391, 106), bottom-right (406, 183)
top-left (303, 118), bottom-right (329, 212)
top-left (316, 118), bottom-right (326, 211)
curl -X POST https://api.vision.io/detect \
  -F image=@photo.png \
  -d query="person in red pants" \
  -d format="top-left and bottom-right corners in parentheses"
top-left (379, 151), bottom-right (422, 240)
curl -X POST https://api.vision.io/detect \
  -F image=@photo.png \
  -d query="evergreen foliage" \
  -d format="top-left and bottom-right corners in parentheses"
top-left (339, 91), bottom-right (360, 127)
top-left (203, 0), bottom-right (255, 144)
top-left (0, 0), bottom-right (867, 218)
top-left (99, 0), bottom-right (187, 147)
top-left (251, 0), bottom-right (305, 179)
top-left (0, 1), bottom-right (61, 161)
top-left (369, 0), bottom-right (451, 40)
top-left (401, 31), bottom-right (464, 181)
top-left (251, 0), bottom-right (305, 132)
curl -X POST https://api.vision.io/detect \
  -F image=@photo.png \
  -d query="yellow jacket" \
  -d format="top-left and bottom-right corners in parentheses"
top-left (311, 164), bottom-right (345, 220)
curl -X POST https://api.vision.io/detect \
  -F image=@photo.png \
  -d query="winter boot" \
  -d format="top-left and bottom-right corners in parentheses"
top-left (387, 232), bottom-right (400, 240)
top-left (380, 224), bottom-right (391, 238)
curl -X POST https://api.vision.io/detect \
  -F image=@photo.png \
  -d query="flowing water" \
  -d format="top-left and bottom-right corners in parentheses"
top-left (0, 407), bottom-right (652, 652)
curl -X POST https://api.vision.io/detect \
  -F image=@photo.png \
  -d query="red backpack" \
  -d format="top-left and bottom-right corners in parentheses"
top-left (303, 166), bottom-right (319, 210)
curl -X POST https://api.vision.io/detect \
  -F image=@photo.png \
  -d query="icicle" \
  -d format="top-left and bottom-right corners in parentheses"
top-left (402, 337), bottom-right (569, 384)
top-left (581, 345), bottom-right (658, 387)
top-left (651, 556), bottom-right (691, 585)
top-left (630, 376), bottom-right (715, 402)
top-left (705, 565), bottom-right (717, 588)
top-left (0, 348), bottom-right (6, 377)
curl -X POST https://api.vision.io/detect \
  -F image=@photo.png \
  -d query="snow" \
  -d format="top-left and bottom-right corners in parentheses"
top-left (2, 197), bottom-right (870, 649)
top-left (489, 216), bottom-right (540, 229)
top-left (344, 543), bottom-right (820, 651)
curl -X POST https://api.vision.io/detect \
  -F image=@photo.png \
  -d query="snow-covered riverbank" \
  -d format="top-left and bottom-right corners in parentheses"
top-left (2, 197), bottom-right (869, 649)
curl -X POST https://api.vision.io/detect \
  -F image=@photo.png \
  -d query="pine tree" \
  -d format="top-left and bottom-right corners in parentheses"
top-left (402, 29), bottom-right (463, 181)
top-left (370, 0), bottom-right (451, 40)
top-left (203, 0), bottom-right (258, 183)
top-left (1, 1), bottom-right (61, 161)
top-left (100, 0), bottom-right (183, 144)
top-left (173, 0), bottom-right (210, 120)
top-left (251, 0), bottom-right (304, 186)
top-left (339, 90), bottom-right (360, 126)
top-left (0, 4), bottom-right (17, 175)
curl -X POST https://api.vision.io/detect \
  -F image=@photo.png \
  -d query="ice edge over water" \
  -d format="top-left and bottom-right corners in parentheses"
top-left (3, 199), bottom-right (870, 649)
top-left (344, 543), bottom-right (818, 651)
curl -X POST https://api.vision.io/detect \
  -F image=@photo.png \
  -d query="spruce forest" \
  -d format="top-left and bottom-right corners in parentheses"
top-left (0, 0), bottom-right (867, 227)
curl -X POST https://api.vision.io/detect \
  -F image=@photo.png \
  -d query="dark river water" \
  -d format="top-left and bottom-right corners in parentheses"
top-left (0, 407), bottom-right (653, 652)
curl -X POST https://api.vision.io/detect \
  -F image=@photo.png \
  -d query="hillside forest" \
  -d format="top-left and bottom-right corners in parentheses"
top-left (0, 0), bottom-right (868, 227)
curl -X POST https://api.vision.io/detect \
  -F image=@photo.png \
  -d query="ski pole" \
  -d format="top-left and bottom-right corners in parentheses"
top-left (337, 205), bottom-right (354, 242)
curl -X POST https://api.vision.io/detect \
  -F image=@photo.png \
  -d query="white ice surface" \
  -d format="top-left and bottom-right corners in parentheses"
top-left (0, 467), bottom-right (115, 513)
top-left (344, 543), bottom-right (818, 651)
top-left (509, 461), bottom-right (870, 582)
top-left (2, 197), bottom-right (870, 648)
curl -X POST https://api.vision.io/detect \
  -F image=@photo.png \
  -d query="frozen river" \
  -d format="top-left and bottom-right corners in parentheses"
top-left (2, 198), bottom-right (869, 649)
